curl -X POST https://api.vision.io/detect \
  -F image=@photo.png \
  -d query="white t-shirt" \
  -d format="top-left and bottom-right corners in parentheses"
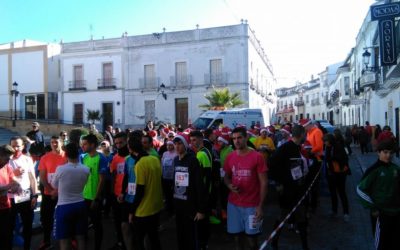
top-left (51, 162), bottom-right (90, 206)
top-left (8, 154), bottom-right (35, 199)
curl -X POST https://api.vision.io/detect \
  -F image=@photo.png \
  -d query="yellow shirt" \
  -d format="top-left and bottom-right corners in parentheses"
top-left (134, 155), bottom-right (163, 217)
top-left (254, 136), bottom-right (275, 159)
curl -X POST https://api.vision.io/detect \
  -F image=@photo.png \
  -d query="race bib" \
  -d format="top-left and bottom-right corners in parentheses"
top-left (290, 166), bottom-right (303, 180)
top-left (127, 183), bottom-right (136, 196)
top-left (220, 168), bottom-right (225, 178)
top-left (14, 189), bottom-right (31, 204)
top-left (248, 215), bottom-right (263, 230)
top-left (175, 172), bottom-right (189, 187)
top-left (117, 163), bottom-right (125, 174)
top-left (47, 173), bottom-right (55, 184)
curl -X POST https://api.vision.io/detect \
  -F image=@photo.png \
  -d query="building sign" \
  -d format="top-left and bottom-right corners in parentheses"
top-left (379, 19), bottom-right (397, 66)
top-left (370, 3), bottom-right (400, 66)
top-left (371, 2), bottom-right (400, 21)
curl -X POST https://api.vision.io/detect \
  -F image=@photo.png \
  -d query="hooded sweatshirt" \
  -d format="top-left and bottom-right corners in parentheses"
top-left (173, 151), bottom-right (208, 217)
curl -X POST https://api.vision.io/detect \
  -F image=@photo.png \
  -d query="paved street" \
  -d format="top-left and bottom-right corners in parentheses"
top-left (10, 144), bottom-right (391, 250)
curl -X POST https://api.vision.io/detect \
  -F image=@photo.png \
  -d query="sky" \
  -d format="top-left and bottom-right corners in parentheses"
top-left (1, 0), bottom-right (376, 87)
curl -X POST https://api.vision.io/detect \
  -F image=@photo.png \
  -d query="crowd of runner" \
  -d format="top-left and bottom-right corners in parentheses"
top-left (0, 119), bottom-right (399, 250)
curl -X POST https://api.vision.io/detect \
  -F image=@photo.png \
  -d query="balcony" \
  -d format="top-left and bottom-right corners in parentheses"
top-left (340, 95), bottom-right (351, 105)
top-left (311, 98), bottom-right (320, 106)
top-left (204, 73), bottom-right (228, 87)
top-left (360, 72), bottom-right (377, 88)
top-left (139, 77), bottom-right (160, 90)
top-left (294, 99), bottom-right (304, 106)
top-left (382, 77), bottom-right (400, 89)
top-left (97, 78), bottom-right (117, 89)
top-left (170, 75), bottom-right (192, 89)
top-left (68, 80), bottom-right (87, 91)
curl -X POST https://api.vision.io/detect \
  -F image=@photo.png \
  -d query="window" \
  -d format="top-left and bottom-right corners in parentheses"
top-left (73, 103), bottom-right (83, 124)
top-left (102, 63), bottom-right (113, 86)
top-left (306, 95), bottom-right (309, 103)
top-left (210, 59), bottom-right (222, 84)
top-left (175, 62), bottom-right (187, 86)
top-left (73, 65), bottom-right (84, 87)
top-left (344, 76), bottom-right (350, 95)
top-left (145, 100), bottom-right (155, 123)
top-left (144, 64), bottom-right (156, 88)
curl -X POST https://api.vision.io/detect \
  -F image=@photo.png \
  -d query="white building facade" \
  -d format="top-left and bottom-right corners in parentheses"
top-left (0, 40), bottom-right (60, 120)
top-left (60, 23), bottom-right (276, 129)
top-left (60, 39), bottom-right (124, 130)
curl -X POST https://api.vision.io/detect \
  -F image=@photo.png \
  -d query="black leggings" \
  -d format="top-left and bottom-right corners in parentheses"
top-left (327, 173), bottom-right (349, 214)
top-left (133, 213), bottom-right (161, 250)
top-left (11, 199), bottom-right (34, 250)
top-left (40, 194), bottom-right (57, 243)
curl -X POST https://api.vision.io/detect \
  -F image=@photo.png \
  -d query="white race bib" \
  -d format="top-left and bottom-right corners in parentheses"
top-left (248, 215), bottom-right (263, 230)
top-left (127, 183), bottom-right (136, 196)
top-left (290, 166), bottom-right (303, 180)
top-left (117, 163), bottom-right (125, 174)
top-left (47, 173), bottom-right (55, 184)
top-left (175, 172), bottom-right (189, 187)
top-left (14, 189), bottom-right (31, 204)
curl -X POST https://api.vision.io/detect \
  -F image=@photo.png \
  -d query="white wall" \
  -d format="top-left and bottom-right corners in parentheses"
top-left (126, 38), bottom-right (245, 90)
top-left (63, 52), bottom-right (123, 91)
top-left (0, 55), bottom-right (9, 112)
top-left (63, 90), bottom-right (123, 126)
top-left (12, 51), bottom-right (44, 93)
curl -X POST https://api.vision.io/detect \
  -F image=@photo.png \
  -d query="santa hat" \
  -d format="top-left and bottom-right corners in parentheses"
top-left (214, 129), bottom-right (222, 138)
top-left (220, 126), bottom-right (231, 136)
top-left (173, 134), bottom-right (189, 149)
top-left (281, 125), bottom-right (291, 135)
top-left (299, 119), bottom-right (312, 127)
top-left (148, 130), bottom-right (157, 138)
top-left (167, 131), bottom-right (176, 137)
top-left (218, 134), bottom-right (230, 145)
top-left (183, 128), bottom-right (192, 135)
top-left (301, 140), bottom-right (313, 158)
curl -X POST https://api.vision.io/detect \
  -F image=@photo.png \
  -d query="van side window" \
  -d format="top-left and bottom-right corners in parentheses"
top-left (210, 119), bottom-right (223, 129)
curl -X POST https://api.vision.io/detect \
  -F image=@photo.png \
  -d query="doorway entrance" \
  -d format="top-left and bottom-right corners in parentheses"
top-left (175, 98), bottom-right (188, 128)
top-left (102, 103), bottom-right (114, 131)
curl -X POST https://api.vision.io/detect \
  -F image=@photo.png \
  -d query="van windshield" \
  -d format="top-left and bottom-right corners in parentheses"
top-left (192, 118), bottom-right (213, 129)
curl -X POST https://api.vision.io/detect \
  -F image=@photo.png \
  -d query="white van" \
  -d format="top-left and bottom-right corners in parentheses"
top-left (192, 108), bottom-right (265, 129)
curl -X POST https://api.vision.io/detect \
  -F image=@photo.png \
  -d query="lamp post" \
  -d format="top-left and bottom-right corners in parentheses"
top-left (10, 81), bottom-right (19, 127)
top-left (362, 49), bottom-right (379, 73)
top-left (159, 83), bottom-right (167, 100)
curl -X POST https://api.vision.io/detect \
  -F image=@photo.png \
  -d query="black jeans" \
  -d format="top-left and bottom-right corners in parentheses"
top-left (40, 194), bottom-right (57, 243)
top-left (133, 213), bottom-right (161, 250)
top-left (376, 214), bottom-right (400, 250)
top-left (175, 212), bottom-right (201, 250)
top-left (162, 179), bottom-right (174, 215)
top-left (326, 173), bottom-right (349, 214)
top-left (11, 199), bottom-right (34, 250)
top-left (111, 196), bottom-right (123, 244)
top-left (0, 208), bottom-right (13, 250)
top-left (85, 199), bottom-right (103, 250)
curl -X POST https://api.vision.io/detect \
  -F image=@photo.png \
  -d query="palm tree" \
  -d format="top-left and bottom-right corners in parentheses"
top-left (199, 88), bottom-right (245, 110)
top-left (86, 109), bottom-right (102, 125)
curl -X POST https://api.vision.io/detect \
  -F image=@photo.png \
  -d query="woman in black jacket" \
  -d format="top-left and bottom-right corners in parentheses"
top-left (323, 132), bottom-right (350, 222)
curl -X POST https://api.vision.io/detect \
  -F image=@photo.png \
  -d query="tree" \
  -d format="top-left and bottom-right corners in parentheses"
top-left (199, 88), bottom-right (245, 110)
top-left (86, 109), bottom-right (102, 125)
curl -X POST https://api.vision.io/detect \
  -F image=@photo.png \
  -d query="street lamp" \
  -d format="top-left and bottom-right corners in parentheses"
top-left (159, 83), bottom-right (167, 100)
top-left (10, 81), bottom-right (19, 127)
top-left (362, 49), bottom-right (378, 73)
